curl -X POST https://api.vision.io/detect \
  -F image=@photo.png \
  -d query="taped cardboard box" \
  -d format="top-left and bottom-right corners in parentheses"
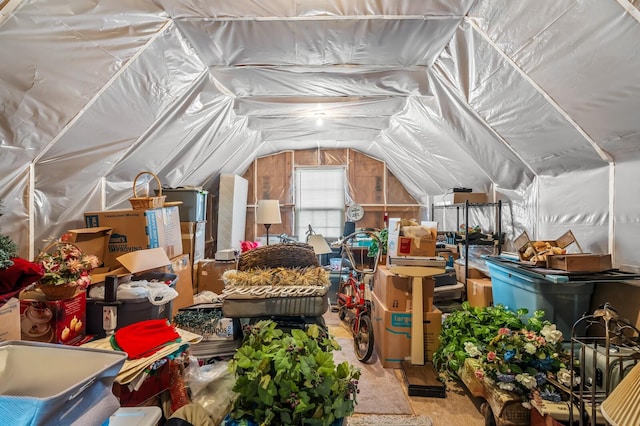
top-left (466, 278), bottom-right (493, 308)
top-left (371, 291), bottom-right (442, 369)
top-left (180, 221), bottom-right (206, 265)
top-left (387, 218), bottom-right (437, 258)
top-left (84, 206), bottom-right (182, 268)
top-left (63, 227), bottom-right (112, 267)
top-left (373, 265), bottom-right (434, 313)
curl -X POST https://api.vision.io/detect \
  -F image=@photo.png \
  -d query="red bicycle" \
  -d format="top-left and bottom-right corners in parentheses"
top-left (336, 230), bottom-right (380, 363)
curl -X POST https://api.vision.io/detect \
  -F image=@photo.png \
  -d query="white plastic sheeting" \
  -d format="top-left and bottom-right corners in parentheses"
top-left (0, 0), bottom-right (639, 270)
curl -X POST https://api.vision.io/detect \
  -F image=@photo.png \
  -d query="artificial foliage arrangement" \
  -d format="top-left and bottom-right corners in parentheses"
top-left (0, 200), bottom-right (18, 270)
top-left (366, 228), bottom-right (388, 259)
top-left (433, 303), bottom-right (572, 404)
top-left (225, 320), bottom-right (360, 426)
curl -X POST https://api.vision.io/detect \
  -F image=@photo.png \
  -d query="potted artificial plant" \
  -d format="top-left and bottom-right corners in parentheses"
top-left (224, 320), bottom-right (360, 426)
top-left (366, 227), bottom-right (388, 264)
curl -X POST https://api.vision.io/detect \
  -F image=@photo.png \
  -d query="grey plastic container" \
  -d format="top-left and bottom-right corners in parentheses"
top-left (155, 188), bottom-right (208, 222)
top-left (0, 340), bottom-right (126, 425)
top-left (86, 272), bottom-right (177, 338)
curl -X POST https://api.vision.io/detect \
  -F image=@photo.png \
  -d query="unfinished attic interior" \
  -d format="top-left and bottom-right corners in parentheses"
top-left (2, 1), bottom-right (640, 425)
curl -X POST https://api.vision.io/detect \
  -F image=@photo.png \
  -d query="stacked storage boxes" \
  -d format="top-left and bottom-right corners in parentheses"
top-left (370, 265), bottom-right (442, 368)
top-left (160, 188), bottom-right (208, 289)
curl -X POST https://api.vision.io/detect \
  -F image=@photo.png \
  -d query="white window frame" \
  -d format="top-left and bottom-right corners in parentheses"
top-left (295, 167), bottom-right (345, 240)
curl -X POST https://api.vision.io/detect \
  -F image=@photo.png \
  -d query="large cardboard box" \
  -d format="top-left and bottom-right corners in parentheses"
top-left (84, 207), bottom-right (182, 268)
top-left (63, 227), bottom-right (112, 267)
top-left (453, 259), bottom-right (487, 283)
top-left (387, 218), bottom-right (437, 258)
top-left (0, 298), bottom-right (20, 341)
top-left (466, 278), bottom-right (493, 308)
top-left (195, 259), bottom-right (235, 294)
top-left (452, 192), bottom-right (487, 204)
top-left (373, 265), bottom-right (434, 313)
top-left (168, 253), bottom-right (194, 317)
top-left (180, 221), bottom-right (206, 265)
top-left (371, 291), bottom-right (442, 368)
top-left (19, 290), bottom-right (86, 345)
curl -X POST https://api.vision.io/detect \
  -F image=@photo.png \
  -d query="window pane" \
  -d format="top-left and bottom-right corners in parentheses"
top-left (296, 168), bottom-right (344, 239)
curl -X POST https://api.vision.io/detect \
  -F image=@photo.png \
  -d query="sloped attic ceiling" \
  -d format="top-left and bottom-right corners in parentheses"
top-left (1, 0), bottom-right (640, 259)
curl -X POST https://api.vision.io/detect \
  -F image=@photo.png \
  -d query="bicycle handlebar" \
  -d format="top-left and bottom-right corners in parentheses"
top-left (340, 230), bottom-right (381, 274)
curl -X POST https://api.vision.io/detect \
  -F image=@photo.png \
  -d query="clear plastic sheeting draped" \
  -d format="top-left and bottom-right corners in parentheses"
top-left (0, 0), bottom-right (639, 271)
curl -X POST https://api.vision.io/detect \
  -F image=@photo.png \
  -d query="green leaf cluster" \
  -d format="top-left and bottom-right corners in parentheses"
top-left (366, 228), bottom-right (387, 258)
top-left (0, 200), bottom-right (18, 270)
top-left (432, 302), bottom-right (547, 380)
top-left (228, 320), bottom-right (361, 425)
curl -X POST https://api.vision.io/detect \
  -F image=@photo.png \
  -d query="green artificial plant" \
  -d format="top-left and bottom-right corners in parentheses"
top-left (432, 302), bottom-right (545, 380)
top-left (0, 200), bottom-right (18, 269)
top-left (227, 320), bottom-right (360, 426)
top-left (366, 228), bottom-right (388, 259)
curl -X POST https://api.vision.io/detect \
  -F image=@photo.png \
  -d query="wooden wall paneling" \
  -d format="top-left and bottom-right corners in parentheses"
top-left (348, 150), bottom-right (385, 204)
top-left (245, 208), bottom-right (256, 242)
top-left (360, 205), bottom-right (386, 230)
top-left (321, 149), bottom-right (347, 165)
top-left (242, 162), bottom-right (256, 206)
top-left (386, 206), bottom-right (421, 221)
top-left (256, 152), bottom-right (294, 203)
top-left (386, 169), bottom-right (417, 204)
top-left (294, 149), bottom-right (319, 166)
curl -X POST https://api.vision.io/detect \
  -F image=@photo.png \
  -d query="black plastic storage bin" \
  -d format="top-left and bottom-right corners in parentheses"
top-left (86, 272), bottom-right (178, 338)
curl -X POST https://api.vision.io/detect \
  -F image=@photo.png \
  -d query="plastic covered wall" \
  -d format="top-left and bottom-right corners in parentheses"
top-left (0, 0), bottom-right (639, 270)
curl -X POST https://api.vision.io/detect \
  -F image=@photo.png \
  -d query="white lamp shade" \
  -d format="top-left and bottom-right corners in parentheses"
top-left (256, 200), bottom-right (282, 225)
top-left (308, 234), bottom-right (332, 255)
top-left (601, 362), bottom-right (640, 426)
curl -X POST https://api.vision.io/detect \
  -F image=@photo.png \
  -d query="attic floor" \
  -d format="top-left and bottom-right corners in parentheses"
top-left (325, 309), bottom-right (486, 426)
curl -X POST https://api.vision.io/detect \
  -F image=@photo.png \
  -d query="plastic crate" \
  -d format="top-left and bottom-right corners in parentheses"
top-left (0, 341), bottom-right (126, 425)
top-left (486, 258), bottom-right (594, 339)
top-left (155, 188), bottom-right (207, 222)
top-left (86, 272), bottom-right (177, 338)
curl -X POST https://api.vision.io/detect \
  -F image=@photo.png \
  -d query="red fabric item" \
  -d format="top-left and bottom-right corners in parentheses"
top-left (168, 359), bottom-right (190, 413)
top-left (0, 257), bottom-right (44, 295)
top-left (114, 319), bottom-right (180, 360)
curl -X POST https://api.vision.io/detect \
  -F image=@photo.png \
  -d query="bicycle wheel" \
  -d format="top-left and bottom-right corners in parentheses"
top-left (353, 313), bottom-right (375, 362)
top-left (336, 282), bottom-right (351, 321)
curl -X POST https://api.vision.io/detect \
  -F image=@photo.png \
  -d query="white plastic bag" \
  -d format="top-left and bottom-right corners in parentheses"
top-left (183, 356), bottom-right (237, 424)
top-left (88, 280), bottom-right (178, 305)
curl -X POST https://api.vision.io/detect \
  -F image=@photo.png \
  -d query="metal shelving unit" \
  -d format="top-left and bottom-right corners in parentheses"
top-left (431, 200), bottom-right (502, 287)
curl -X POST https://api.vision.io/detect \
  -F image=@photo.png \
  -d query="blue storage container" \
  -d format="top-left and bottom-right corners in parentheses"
top-left (486, 257), bottom-right (594, 339)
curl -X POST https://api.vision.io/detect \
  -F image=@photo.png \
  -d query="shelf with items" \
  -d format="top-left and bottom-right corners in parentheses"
top-left (431, 201), bottom-right (503, 288)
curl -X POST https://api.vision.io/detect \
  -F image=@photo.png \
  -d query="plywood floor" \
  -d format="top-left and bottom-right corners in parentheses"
top-left (325, 310), bottom-right (486, 426)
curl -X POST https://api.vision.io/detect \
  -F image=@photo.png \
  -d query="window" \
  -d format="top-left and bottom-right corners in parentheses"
top-left (295, 168), bottom-right (345, 239)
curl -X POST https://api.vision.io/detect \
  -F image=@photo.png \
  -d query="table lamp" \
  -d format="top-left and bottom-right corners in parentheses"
top-left (601, 362), bottom-right (640, 426)
top-left (256, 200), bottom-right (281, 245)
top-left (307, 234), bottom-right (332, 264)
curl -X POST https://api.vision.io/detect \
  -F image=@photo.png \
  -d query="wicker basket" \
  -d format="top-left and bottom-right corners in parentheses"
top-left (37, 283), bottom-right (78, 300)
top-left (129, 171), bottom-right (166, 210)
top-left (237, 243), bottom-right (319, 271)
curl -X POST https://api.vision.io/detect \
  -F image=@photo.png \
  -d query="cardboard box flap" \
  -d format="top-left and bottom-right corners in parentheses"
top-left (64, 227), bottom-right (112, 266)
top-left (116, 248), bottom-right (171, 274)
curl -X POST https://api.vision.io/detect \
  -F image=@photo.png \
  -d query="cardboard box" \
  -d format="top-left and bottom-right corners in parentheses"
top-left (453, 259), bottom-right (487, 283)
top-left (84, 207), bottom-right (182, 268)
top-left (168, 253), bottom-right (194, 317)
top-left (63, 227), bottom-right (112, 267)
top-left (19, 290), bottom-right (86, 345)
top-left (514, 230), bottom-right (577, 263)
top-left (387, 218), bottom-right (437, 258)
top-left (371, 291), bottom-right (442, 368)
top-left (466, 278), bottom-right (493, 308)
top-left (195, 259), bottom-right (235, 294)
top-left (373, 265), bottom-right (434, 313)
top-left (546, 254), bottom-right (612, 273)
top-left (452, 192), bottom-right (487, 204)
top-left (180, 221), bottom-right (206, 264)
top-left (0, 298), bottom-right (20, 341)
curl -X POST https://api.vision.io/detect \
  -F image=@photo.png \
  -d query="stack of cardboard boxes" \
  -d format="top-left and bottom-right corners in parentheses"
top-left (372, 218), bottom-right (444, 368)
top-left (453, 259), bottom-right (493, 308)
